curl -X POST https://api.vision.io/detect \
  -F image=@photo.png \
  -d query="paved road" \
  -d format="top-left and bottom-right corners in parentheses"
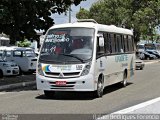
top-left (0, 63), bottom-right (160, 119)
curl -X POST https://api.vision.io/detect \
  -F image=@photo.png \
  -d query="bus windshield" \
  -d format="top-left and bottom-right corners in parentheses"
top-left (39, 27), bottom-right (94, 64)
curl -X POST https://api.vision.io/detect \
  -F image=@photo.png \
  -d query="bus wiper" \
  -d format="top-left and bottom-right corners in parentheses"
top-left (40, 52), bottom-right (49, 55)
top-left (59, 53), bottom-right (85, 63)
top-left (39, 57), bottom-right (57, 62)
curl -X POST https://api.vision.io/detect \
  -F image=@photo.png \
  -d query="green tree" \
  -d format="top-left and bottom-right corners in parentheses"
top-left (17, 39), bottom-right (31, 47)
top-left (0, 0), bottom-right (85, 44)
top-left (76, 8), bottom-right (90, 19)
top-left (132, 0), bottom-right (160, 42)
top-left (76, 0), bottom-right (160, 43)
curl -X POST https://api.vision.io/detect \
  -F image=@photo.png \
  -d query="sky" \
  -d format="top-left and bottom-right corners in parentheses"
top-left (51, 0), bottom-right (98, 25)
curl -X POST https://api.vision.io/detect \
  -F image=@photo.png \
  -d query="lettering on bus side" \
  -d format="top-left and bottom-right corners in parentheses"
top-left (115, 54), bottom-right (128, 62)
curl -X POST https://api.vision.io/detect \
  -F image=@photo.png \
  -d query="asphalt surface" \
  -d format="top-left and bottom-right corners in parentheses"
top-left (0, 74), bottom-right (35, 86)
top-left (0, 62), bottom-right (160, 120)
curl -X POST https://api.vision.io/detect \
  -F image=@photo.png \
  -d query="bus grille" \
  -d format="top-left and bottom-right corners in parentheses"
top-left (45, 72), bottom-right (80, 78)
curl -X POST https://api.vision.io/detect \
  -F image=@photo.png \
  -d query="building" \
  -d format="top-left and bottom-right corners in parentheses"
top-left (0, 34), bottom-right (10, 46)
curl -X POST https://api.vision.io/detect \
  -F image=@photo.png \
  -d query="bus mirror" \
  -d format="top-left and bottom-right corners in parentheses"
top-left (99, 37), bottom-right (104, 47)
top-left (120, 49), bottom-right (124, 53)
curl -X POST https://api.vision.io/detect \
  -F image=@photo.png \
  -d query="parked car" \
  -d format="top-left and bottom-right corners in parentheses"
top-left (135, 58), bottom-right (145, 70)
top-left (146, 50), bottom-right (160, 59)
top-left (138, 51), bottom-right (157, 60)
top-left (0, 46), bottom-right (37, 74)
top-left (0, 58), bottom-right (19, 78)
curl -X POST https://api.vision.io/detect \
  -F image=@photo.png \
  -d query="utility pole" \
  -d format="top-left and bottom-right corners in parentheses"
top-left (69, 6), bottom-right (71, 23)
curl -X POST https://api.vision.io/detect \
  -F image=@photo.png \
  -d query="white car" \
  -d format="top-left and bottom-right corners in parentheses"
top-left (135, 58), bottom-right (145, 70)
top-left (0, 46), bottom-right (37, 73)
top-left (0, 59), bottom-right (19, 78)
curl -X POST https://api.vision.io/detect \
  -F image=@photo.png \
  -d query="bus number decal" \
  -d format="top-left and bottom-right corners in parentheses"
top-left (115, 54), bottom-right (128, 62)
top-left (76, 65), bottom-right (83, 70)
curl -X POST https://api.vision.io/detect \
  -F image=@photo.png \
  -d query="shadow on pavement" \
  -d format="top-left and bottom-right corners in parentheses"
top-left (35, 82), bottom-right (133, 101)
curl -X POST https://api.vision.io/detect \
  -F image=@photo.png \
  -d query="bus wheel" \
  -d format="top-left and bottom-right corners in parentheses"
top-left (121, 72), bottom-right (127, 87)
top-left (94, 77), bottom-right (104, 98)
top-left (44, 90), bottom-right (55, 98)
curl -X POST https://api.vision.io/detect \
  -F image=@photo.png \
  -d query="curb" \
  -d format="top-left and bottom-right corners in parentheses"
top-left (111, 97), bottom-right (160, 114)
top-left (144, 60), bottom-right (160, 65)
top-left (0, 81), bottom-right (36, 91)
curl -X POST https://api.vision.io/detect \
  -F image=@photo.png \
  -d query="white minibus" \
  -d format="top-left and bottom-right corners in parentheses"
top-left (0, 46), bottom-right (37, 73)
top-left (36, 19), bottom-right (135, 98)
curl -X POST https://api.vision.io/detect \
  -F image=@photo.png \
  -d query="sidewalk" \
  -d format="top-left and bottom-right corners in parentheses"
top-left (0, 74), bottom-right (36, 91)
top-left (144, 59), bottom-right (160, 64)
top-left (96, 98), bottom-right (160, 120)
top-left (112, 97), bottom-right (160, 114)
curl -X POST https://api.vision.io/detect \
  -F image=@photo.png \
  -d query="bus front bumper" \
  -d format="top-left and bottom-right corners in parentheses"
top-left (36, 74), bottom-right (95, 91)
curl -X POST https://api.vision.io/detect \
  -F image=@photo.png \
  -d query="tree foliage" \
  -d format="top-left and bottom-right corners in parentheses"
top-left (76, 0), bottom-right (160, 43)
top-left (0, 0), bottom-right (85, 44)
top-left (76, 8), bottom-right (90, 19)
top-left (17, 39), bottom-right (31, 47)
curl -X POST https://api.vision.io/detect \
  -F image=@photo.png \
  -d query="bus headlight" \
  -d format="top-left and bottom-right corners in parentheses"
top-left (38, 63), bottom-right (44, 76)
top-left (81, 63), bottom-right (91, 76)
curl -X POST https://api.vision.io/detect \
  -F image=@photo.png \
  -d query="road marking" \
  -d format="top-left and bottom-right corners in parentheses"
top-left (96, 97), bottom-right (160, 119)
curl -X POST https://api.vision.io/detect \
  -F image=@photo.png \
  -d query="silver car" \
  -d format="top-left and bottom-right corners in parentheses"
top-left (135, 58), bottom-right (145, 70)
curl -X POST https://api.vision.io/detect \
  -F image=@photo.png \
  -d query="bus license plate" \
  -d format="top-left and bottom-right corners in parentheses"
top-left (56, 81), bottom-right (66, 86)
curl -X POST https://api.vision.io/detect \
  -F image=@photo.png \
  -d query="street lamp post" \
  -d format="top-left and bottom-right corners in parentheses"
top-left (69, 6), bottom-right (71, 23)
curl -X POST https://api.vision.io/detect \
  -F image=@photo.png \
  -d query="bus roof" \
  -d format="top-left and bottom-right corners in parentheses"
top-left (49, 21), bottom-right (133, 35)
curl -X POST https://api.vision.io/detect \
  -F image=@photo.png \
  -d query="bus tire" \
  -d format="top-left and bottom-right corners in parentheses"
top-left (0, 69), bottom-right (3, 78)
top-left (94, 76), bottom-right (104, 98)
top-left (121, 71), bottom-right (127, 87)
top-left (44, 90), bottom-right (55, 98)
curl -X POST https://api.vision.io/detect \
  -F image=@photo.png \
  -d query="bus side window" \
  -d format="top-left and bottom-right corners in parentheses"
top-left (104, 32), bottom-right (111, 54)
top-left (110, 34), bottom-right (116, 53)
top-left (97, 34), bottom-right (104, 56)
